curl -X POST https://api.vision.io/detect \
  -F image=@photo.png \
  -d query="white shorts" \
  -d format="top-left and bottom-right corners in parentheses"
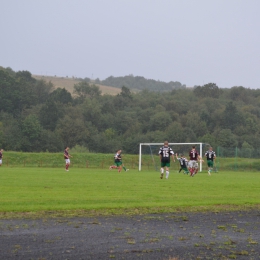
top-left (0, 159), bottom-right (2, 164)
top-left (189, 160), bottom-right (198, 168)
top-left (65, 159), bottom-right (70, 164)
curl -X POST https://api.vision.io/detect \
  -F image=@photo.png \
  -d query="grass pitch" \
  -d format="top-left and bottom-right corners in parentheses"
top-left (0, 167), bottom-right (259, 218)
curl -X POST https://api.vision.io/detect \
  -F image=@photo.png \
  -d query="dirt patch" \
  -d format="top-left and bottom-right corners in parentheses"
top-left (0, 211), bottom-right (259, 259)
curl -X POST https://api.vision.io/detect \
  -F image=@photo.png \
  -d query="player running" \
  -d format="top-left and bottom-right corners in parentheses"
top-left (109, 150), bottom-right (129, 173)
top-left (176, 153), bottom-right (189, 175)
top-left (158, 141), bottom-right (175, 179)
top-left (205, 147), bottom-right (216, 175)
top-left (188, 146), bottom-right (203, 177)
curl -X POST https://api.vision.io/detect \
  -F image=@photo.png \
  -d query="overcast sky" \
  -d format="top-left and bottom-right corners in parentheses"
top-left (1, 0), bottom-right (260, 88)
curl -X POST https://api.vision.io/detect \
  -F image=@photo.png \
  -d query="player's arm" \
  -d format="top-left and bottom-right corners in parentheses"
top-left (158, 150), bottom-right (162, 160)
top-left (198, 154), bottom-right (204, 162)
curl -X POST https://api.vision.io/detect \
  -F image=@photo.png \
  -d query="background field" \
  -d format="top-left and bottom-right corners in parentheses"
top-left (33, 75), bottom-right (122, 95)
top-left (0, 167), bottom-right (259, 218)
top-left (2, 151), bottom-right (260, 171)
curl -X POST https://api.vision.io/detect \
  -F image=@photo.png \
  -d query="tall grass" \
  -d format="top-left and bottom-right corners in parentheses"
top-left (2, 151), bottom-right (260, 171)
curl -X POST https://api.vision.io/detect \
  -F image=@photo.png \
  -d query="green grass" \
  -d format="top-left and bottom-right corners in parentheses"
top-left (0, 167), bottom-right (259, 218)
top-left (3, 151), bottom-right (260, 171)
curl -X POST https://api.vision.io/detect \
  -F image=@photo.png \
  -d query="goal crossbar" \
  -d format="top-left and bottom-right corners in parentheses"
top-left (139, 142), bottom-right (203, 171)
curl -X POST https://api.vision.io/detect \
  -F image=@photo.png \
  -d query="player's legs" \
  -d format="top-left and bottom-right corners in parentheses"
top-left (160, 162), bottom-right (165, 179)
top-left (65, 159), bottom-right (70, 171)
top-left (165, 166), bottom-right (170, 179)
top-left (109, 165), bottom-right (117, 170)
top-left (183, 167), bottom-right (189, 174)
top-left (207, 160), bottom-right (213, 175)
top-left (193, 162), bottom-right (199, 175)
top-left (122, 164), bottom-right (129, 171)
top-left (117, 162), bottom-right (123, 173)
top-left (188, 161), bottom-right (195, 176)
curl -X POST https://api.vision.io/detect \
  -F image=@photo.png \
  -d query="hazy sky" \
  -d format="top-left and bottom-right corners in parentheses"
top-left (1, 0), bottom-right (260, 88)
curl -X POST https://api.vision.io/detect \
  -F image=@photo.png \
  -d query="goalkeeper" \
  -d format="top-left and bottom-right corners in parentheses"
top-left (176, 153), bottom-right (189, 175)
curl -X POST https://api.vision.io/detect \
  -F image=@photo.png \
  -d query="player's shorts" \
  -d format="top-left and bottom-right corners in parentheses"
top-left (0, 159), bottom-right (2, 164)
top-left (65, 159), bottom-right (70, 164)
top-left (207, 160), bottom-right (214, 167)
top-left (188, 160), bottom-right (198, 168)
top-left (115, 161), bottom-right (122, 167)
top-left (161, 161), bottom-right (170, 167)
top-left (181, 166), bottom-right (188, 171)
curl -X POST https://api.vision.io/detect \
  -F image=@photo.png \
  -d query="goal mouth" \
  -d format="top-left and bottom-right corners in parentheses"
top-left (139, 143), bottom-right (205, 172)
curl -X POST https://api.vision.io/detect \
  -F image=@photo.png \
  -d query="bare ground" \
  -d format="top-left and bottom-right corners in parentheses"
top-left (0, 210), bottom-right (259, 260)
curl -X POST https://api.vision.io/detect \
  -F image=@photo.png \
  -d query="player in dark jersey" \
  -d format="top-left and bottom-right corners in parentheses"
top-left (158, 141), bottom-right (175, 179)
top-left (205, 147), bottom-right (216, 175)
top-left (64, 147), bottom-right (72, 171)
top-left (109, 150), bottom-right (129, 173)
top-left (0, 149), bottom-right (3, 166)
top-left (188, 146), bottom-right (203, 176)
top-left (176, 153), bottom-right (189, 174)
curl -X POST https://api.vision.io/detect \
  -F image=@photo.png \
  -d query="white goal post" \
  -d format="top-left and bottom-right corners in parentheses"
top-left (139, 143), bottom-right (203, 172)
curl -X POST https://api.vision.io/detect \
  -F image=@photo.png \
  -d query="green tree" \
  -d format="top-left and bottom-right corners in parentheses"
top-left (56, 113), bottom-right (90, 148)
top-left (221, 102), bottom-right (243, 131)
top-left (21, 114), bottom-right (43, 151)
top-left (194, 83), bottom-right (221, 98)
top-left (39, 99), bottom-right (61, 131)
top-left (74, 82), bottom-right (101, 102)
top-left (49, 88), bottom-right (73, 104)
top-left (215, 129), bottom-right (238, 148)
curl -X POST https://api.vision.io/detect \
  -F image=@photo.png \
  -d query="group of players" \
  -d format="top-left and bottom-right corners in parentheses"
top-left (158, 141), bottom-right (216, 179)
top-left (64, 142), bottom-right (216, 177)
top-left (63, 147), bottom-right (130, 173)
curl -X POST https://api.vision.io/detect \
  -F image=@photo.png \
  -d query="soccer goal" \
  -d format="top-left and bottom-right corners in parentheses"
top-left (139, 143), bottom-right (204, 172)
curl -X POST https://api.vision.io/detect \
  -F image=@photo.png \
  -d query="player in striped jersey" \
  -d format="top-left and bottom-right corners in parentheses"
top-left (158, 141), bottom-right (175, 179)
top-left (176, 153), bottom-right (189, 174)
top-left (205, 147), bottom-right (216, 175)
top-left (109, 150), bottom-right (129, 172)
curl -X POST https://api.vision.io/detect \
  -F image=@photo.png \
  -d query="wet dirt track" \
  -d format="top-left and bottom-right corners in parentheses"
top-left (0, 211), bottom-right (259, 260)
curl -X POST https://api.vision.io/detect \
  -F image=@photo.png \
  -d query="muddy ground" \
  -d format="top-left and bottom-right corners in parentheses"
top-left (0, 210), bottom-right (259, 260)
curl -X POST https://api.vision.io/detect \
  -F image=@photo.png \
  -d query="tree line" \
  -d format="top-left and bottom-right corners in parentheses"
top-left (1, 66), bottom-right (260, 154)
top-left (81, 74), bottom-right (186, 92)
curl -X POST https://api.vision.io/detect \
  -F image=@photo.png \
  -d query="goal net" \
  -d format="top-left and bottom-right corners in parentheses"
top-left (139, 143), bottom-right (205, 172)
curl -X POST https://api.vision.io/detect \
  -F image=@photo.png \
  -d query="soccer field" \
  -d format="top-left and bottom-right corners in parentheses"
top-left (0, 167), bottom-right (259, 217)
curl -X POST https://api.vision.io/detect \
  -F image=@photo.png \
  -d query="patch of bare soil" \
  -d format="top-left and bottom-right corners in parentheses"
top-left (0, 211), bottom-right (259, 259)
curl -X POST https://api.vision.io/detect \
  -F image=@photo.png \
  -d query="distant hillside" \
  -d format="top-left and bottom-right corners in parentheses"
top-left (99, 75), bottom-right (186, 92)
top-left (33, 75), bottom-right (122, 95)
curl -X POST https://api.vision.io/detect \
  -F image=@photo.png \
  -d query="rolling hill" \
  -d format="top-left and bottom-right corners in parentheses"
top-left (32, 75), bottom-right (122, 95)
